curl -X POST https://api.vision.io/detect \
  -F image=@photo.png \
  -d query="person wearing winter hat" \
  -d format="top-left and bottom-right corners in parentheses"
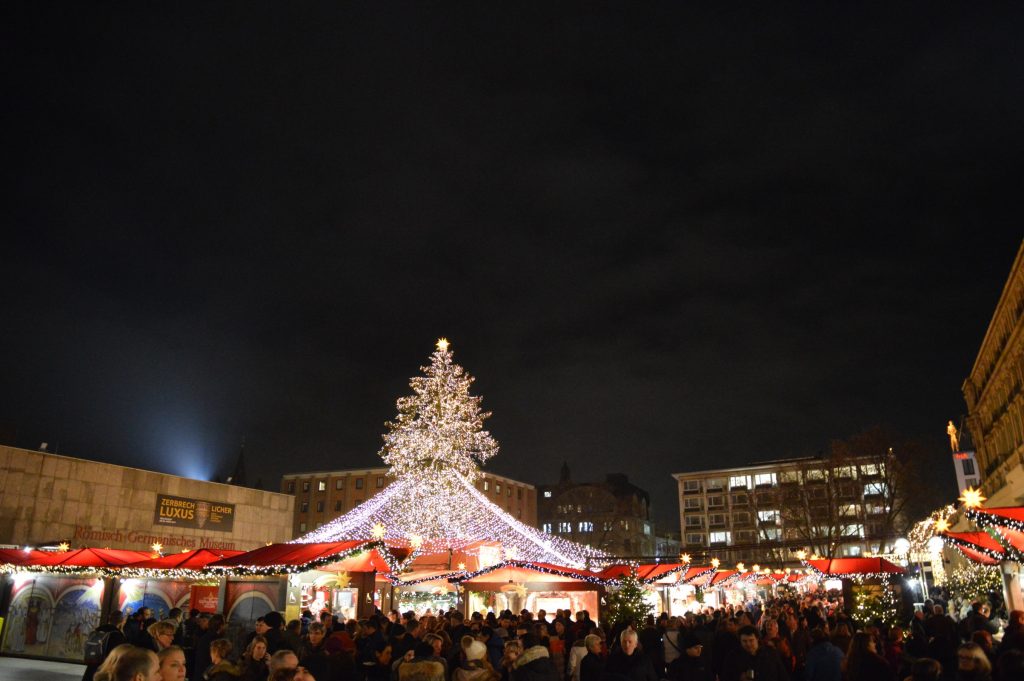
top-left (453, 640), bottom-right (500, 681)
top-left (667, 632), bottom-right (711, 681)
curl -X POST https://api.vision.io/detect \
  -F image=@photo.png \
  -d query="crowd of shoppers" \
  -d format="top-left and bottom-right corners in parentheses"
top-left (81, 594), bottom-right (1024, 681)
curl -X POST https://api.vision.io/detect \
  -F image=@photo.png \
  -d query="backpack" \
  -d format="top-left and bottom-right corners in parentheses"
top-left (84, 628), bottom-right (114, 666)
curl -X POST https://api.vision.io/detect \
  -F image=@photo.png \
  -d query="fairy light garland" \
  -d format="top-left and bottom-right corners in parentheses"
top-left (450, 560), bottom-right (610, 585)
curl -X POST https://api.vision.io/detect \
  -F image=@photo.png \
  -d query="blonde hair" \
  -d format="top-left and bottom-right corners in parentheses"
top-left (94, 643), bottom-right (135, 681)
top-left (958, 642), bottom-right (991, 674)
top-left (148, 619), bottom-right (177, 639)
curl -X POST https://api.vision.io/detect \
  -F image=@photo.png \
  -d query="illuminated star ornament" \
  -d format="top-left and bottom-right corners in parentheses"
top-left (293, 340), bottom-right (606, 567)
top-left (959, 487), bottom-right (986, 509)
top-left (57, 542), bottom-right (70, 553)
top-left (710, 558), bottom-right (720, 568)
top-left (679, 553), bottom-right (691, 564)
top-left (151, 543), bottom-right (163, 554)
top-left (934, 517), bottom-right (951, 533)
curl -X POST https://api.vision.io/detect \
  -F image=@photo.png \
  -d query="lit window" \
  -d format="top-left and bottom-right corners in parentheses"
top-left (558, 522), bottom-right (572, 532)
top-left (754, 473), bottom-right (776, 486)
top-left (579, 522), bottom-right (593, 532)
top-left (542, 523), bottom-right (552, 533)
top-left (643, 522), bottom-right (651, 536)
top-left (729, 475), bottom-right (749, 488)
top-left (706, 478), bottom-right (724, 490)
top-left (621, 520), bottom-right (630, 531)
top-left (302, 482), bottom-right (310, 492)
top-left (860, 463), bottom-right (880, 476)
top-left (709, 531), bottom-right (731, 544)
top-left (864, 482), bottom-right (888, 496)
top-left (840, 504), bottom-right (858, 517)
top-left (761, 528), bottom-right (781, 540)
top-left (376, 476), bottom-right (385, 488)
top-left (779, 470), bottom-right (800, 483)
top-left (683, 480), bottom-right (701, 492)
top-left (483, 481), bottom-right (490, 491)
top-left (495, 483), bottom-right (502, 495)
top-left (335, 479), bottom-right (344, 490)
top-left (507, 487), bottom-right (512, 497)
top-left (318, 480), bottom-right (326, 492)
top-left (603, 521), bottom-right (613, 531)
top-left (805, 469), bottom-right (824, 480)
top-left (758, 510), bottom-right (779, 523)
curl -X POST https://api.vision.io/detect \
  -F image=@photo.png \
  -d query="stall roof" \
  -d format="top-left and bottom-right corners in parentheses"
top-left (124, 548), bottom-right (247, 571)
top-left (206, 540), bottom-right (380, 572)
top-left (941, 531), bottom-right (1006, 565)
top-left (36, 547), bottom-right (155, 568)
top-left (0, 548), bottom-right (57, 567)
top-left (805, 557), bottom-right (903, 575)
top-left (455, 561), bottom-right (604, 585)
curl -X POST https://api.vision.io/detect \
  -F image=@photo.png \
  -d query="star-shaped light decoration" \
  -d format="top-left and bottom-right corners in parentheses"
top-left (959, 487), bottom-right (986, 509)
top-left (934, 517), bottom-right (951, 533)
top-left (457, 562), bottom-right (466, 571)
top-left (408, 534), bottom-right (424, 550)
top-left (335, 571), bottom-right (351, 588)
top-left (710, 557), bottom-right (720, 568)
top-left (505, 546), bottom-right (519, 560)
top-left (436, 338), bottom-right (450, 352)
top-left (736, 562), bottom-right (746, 572)
top-left (795, 549), bottom-right (807, 561)
top-left (752, 564), bottom-right (761, 573)
top-left (371, 523), bottom-right (386, 540)
top-left (151, 542), bottom-right (163, 554)
top-left (57, 542), bottom-right (70, 553)
top-left (679, 553), bottom-right (691, 564)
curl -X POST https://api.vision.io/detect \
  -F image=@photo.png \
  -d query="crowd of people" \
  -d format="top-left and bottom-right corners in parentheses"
top-left (80, 593), bottom-right (1024, 681)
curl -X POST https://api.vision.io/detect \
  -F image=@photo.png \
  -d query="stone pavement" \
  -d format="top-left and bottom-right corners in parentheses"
top-left (0, 656), bottom-right (85, 680)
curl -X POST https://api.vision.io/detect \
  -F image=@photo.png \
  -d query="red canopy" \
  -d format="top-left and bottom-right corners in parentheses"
top-left (125, 548), bottom-right (247, 571)
top-left (942, 531), bottom-right (1007, 565)
top-left (454, 561), bottom-right (603, 585)
top-left (0, 548), bottom-right (56, 567)
top-left (34, 548), bottom-right (155, 568)
top-left (805, 557), bottom-right (903, 575)
top-left (594, 563), bottom-right (714, 585)
top-left (206, 540), bottom-right (403, 573)
top-left (968, 506), bottom-right (1024, 526)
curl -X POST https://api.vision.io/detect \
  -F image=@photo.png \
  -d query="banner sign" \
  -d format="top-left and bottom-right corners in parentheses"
top-left (154, 494), bottom-right (235, 532)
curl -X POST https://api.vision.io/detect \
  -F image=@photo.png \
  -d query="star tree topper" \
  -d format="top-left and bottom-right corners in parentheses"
top-left (380, 339), bottom-right (499, 483)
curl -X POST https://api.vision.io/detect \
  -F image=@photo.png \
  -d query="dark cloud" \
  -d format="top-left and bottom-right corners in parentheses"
top-left (3, 3), bottom-right (1022, 529)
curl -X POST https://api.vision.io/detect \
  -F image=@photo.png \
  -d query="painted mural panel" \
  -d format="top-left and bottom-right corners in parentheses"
top-left (117, 579), bottom-right (192, 621)
top-left (1, 574), bottom-right (104, 662)
top-left (224, 580), bottom-right (282, 652)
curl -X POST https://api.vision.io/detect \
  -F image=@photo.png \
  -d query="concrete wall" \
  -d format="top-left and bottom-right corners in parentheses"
top-left (0, 445), bottom-right (294, 551)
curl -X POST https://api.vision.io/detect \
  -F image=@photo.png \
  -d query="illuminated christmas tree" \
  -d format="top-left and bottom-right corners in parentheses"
top-left (298, 340), bottom-right (606, 567)
top-left (604, 569), bottom-right (653, 627)
top-left (381, 338), bottom-right (498, 483)
top-left (851, 583), bottom-right (899, 627)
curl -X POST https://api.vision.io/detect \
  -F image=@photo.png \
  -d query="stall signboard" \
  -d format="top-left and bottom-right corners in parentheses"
top-left (154, 494), bottom-right (235, 532)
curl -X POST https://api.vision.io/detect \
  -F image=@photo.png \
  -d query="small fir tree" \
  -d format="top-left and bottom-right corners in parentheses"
top-left (851, 583), bottom-right (899, 627)
top-left (605, 569), bottom-right (653, 628)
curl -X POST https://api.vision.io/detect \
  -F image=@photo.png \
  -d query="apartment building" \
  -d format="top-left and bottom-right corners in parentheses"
top-left (673, 456), bottom-right (902, 566)
top-left (963, 239), bottom-right (1024, 506)
top-left (281, 467), bottom-right (537, 536)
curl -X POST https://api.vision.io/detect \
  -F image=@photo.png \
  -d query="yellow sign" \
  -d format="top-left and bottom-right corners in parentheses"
top-left (154, 494), bottom-right (235, 532)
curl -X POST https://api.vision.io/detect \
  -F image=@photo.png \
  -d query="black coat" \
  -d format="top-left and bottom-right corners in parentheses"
top-left (580, 653), bottom-right (604, 681)
top-left (512, 647), bottom-right (560, 681)
top-left (721, 646), bottom-right (790, 681)
top-left (668, 654), bottom-right (713, 681)
top-left (604, 650), bottom-right (658, 681)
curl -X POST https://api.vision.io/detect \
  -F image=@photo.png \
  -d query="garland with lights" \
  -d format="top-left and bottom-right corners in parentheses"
top-left (604, 569), bottom-right (653, 627)
top-left (206, 542), bottom-right (392, 576)
top-left (450, 560), bottom-right (610, 586)
top-left (941, 534), bottom-right (1007, 563)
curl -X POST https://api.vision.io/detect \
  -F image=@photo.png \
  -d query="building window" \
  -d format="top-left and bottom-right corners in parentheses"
top-left (860, 463), bottom-right (880, 476)
top-left (835, 466), bottom-right (856, 479)
top-left (761, 527), bottom-right (781, 540)
top-left (864, 482), bottom-right (888, 496)
top-left (685, 516), bottom-right (704, 528)
top-left (643, 522), bottom-right (651, 536)
top-left (335, 479), bottom-right (344, 490)
top-left (558, 522), bottom-right (572, 533)
top-left (543, 490), bottom-right (552, 498)
top-left (316, 501), bottom-right (324, 512)
top-left (334, 500), bottom-right (342, 511)
top-left (962, 459), bottom-right (976, 476)
top-left (754, 473), bottom-right (776, 486)
top-left (707, 495), bottom-right (724, 508)
top-left (732, 492), bottom-right (749, 505)
top-left (376, 476), bottom-right (385, 488)
top-left (841, 545), bottom-right (862, 557)
top-left (733, 511), bottom-right (750, 523)
top-left (287, 481), bottom-right (295, 493)
top-left (686, 533), bottom-right (705, 545)
top-left (518, 489), bottom-right (523, 499)
top-left (621, 520), bottom-right (630, 531)
top-left (736, 530), bottom-right (755, 542)
top-left (496, 483), bottom-right (502, 495)
top-left (709, 531), bottom-right (731, 544)
top-left (302, 481), bottom-right (310, 492)
top-left (355, 478), bottom-right (364, 489)
top-left (579, 521), bottom-right (593, 532)
top-left (299, 522), bottom-right (307, 532)
top-left (757, 510), bottom-right (780, 523)
top-left (542, 523), bottom-right (552, 533)
top-left (683, 480), bottom-right (702, 493)
top-left (483, 481), bottom-right (490, 491)
top-left (603, 521), bottom-right (613, 531)
top-left (353, 498), bottom-right (362, 506)
top-left (706, 478), bottom-right (724, 490)
top-left (300, 502), bottom-right (309, 513)
top-left (729, 475), bottom-right (749, 489)
top-left (317, 480), bottom-right (326, 492)
top-left (684, 498), bottom-right (703, 510)
top-left (709, 513), bottom-right (726, 527)
top-left (507, 487), bottom-right (512, 497)
top-left (840, 504), bottom-right (858, 517)
top-left (779, 470), bottom-right (800, 483)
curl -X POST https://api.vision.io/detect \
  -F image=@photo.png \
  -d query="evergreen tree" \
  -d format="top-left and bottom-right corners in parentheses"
top-left (851, 583), bottom-right (899, 627)
top-left (605, 569), bottom-right (653, 628)
top-left (380, 339), bottom-right (499, 483)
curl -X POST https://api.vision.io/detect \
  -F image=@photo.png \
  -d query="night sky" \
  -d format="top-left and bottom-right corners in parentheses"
top-left (4, 5), bottom-right (1023, 530)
